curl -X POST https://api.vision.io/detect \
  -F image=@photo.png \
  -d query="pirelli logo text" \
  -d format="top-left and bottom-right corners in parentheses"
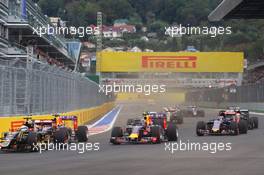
top-left (10, 121), bottom-right (24, 132)
top-left (142, 56), bottom-right (197, 69)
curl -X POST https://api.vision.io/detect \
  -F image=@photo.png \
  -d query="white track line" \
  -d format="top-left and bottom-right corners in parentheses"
top-left (88, 105), bottom-right (123, 136)
top-left (250, 112), bottom-right (264, 116)
top-left (87, 105), bottom-right (120, 129)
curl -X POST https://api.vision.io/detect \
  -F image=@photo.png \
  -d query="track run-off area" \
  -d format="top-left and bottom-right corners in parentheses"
top-left (0, 99), bottom-right (264, 175)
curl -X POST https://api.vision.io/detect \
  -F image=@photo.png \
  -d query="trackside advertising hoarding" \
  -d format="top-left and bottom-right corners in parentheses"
top-left (96, 52), bottom-right (244, 73)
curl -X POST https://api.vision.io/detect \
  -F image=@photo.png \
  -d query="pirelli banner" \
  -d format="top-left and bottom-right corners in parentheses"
top-left (96, 52), bottom-right (244, 73)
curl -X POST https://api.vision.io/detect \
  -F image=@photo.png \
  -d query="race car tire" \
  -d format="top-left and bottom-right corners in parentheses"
top-left (110, 127), bottom-right (123, 145)
top-left (138, 129), bottom-right (144, 141)
top-left (219, 110), bottom-right (225, 116)
top-left (167, 123), bottom-right (178, 141)
top-left (76, 126), bottom-right (88, 142)
top-left (26, 132), bottom-right (37, 144)
top-left (36, 133), bottom-right (42, 142)
top-left (54, 128), bottom-right (69, 144)
top-left (238, 120), bottom-right (248, 134)
top-left (26, 132), bottom-right (38, 152)
top-left (252, 117), bottom-right (259, 129)
top-left (230, 122), bottom-right (239, 136)
top-left (111, 127), bottom-right (123, 137)
top-left (248, 118), bottom-right (254, 130)
top-left (196, 121), bottom-right (206, 136)
top-left (150, 126), bottom-right (161, 143)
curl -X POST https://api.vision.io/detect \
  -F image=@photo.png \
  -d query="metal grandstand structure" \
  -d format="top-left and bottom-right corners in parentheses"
top-left (0, 0), bottom-right (112, 116)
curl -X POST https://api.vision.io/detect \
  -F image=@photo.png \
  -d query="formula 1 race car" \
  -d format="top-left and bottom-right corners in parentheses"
top-left (0, 115), bottom-right (88, 152)
top-left (163, 107), bottom-right (183, 124)
top-left (196, 111), bottom-right (248, 136)
top-left (53, 115), bottom-right (89, 143)
top-left (219, 107), bottom-right (258, 130)
top-left (180, 106), bottom-right (205, 117)
top-left (0, 126), bottom-right (39, 152)
top-left (110, 112), bottom-right (178, 144)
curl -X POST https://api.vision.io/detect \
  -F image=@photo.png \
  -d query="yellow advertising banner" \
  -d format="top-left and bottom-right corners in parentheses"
top-left (96, 52), bottom-right (244, 73)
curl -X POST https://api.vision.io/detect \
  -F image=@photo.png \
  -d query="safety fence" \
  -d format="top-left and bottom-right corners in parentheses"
top-left (0, 59), bottom-right (113, 116)
top-left (186, 83), bottom-right (264, 103)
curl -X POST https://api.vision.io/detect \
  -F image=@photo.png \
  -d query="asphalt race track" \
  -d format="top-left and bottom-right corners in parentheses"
top-left (1, 100), bottom-right (264, 175)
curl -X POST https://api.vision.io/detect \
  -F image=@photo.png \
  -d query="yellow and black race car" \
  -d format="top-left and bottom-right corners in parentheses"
top-left (0, 116), bottom-right (88, 152)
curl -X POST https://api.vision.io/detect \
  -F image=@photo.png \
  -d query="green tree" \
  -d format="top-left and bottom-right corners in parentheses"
top-left (38, 0), bottom-right (64, 16)
top-left (66, 1), bottom-right (100, 26)
top-left (98, 0), bottom-right (134, 24)
top-left (149, 20), bottom-right (168, 36)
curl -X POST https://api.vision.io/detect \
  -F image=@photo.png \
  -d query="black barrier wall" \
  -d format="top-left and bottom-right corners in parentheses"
top-left (186, 83), bottom-right (264, 103)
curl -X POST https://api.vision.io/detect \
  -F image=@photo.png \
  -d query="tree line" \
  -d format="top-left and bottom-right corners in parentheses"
top-left (34, 0), bottom-right (264, 60)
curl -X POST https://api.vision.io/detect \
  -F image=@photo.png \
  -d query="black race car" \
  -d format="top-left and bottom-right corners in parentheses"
top-left (0, 122), bottom-right (39, 152)
top-left (181, 106), bottom-right (205, 117)
top-left (196, 111), bottom-right (248, 136)
top-left (220, 107), bottom-right (258, 130)
top-left (163, 107), bottom-right (183, 124)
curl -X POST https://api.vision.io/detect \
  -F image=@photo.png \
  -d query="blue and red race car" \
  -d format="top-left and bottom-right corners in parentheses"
top-left (110, 112), bottom-right (178, 144)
